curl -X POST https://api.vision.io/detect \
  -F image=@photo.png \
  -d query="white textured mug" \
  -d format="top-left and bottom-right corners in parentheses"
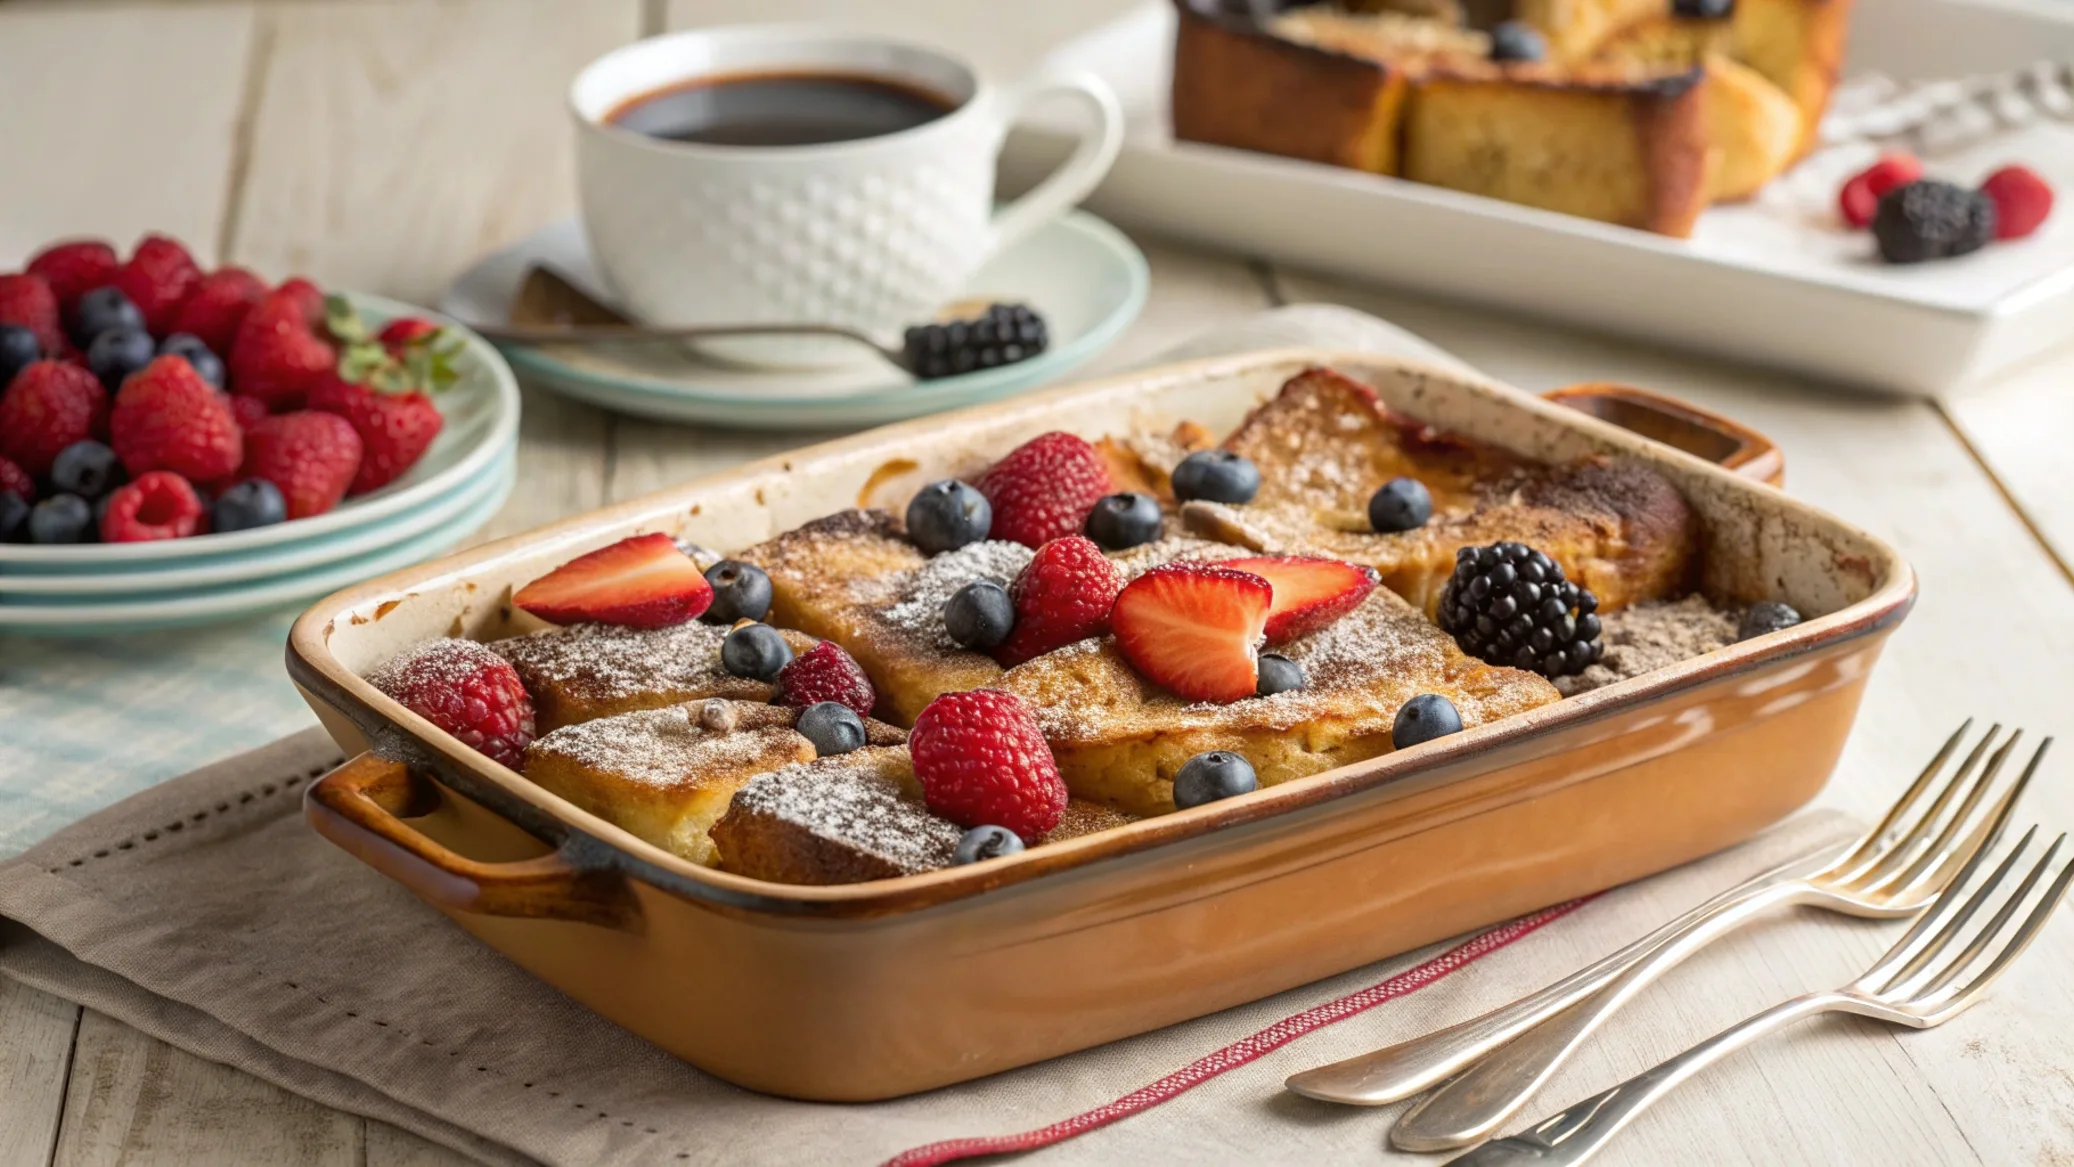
top-left (569, 26), bottom-right (1124, 367)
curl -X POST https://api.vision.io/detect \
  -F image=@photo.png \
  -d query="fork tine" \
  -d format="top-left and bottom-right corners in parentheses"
top-left (1830, 719), bottom-right (1974, 875)
top-left (1875, 730), bottom-right (2027, 894)
top-left (1907, 835), bottom-right (2067, 1002)
top-left (1866, 826), bottom-right (2037, 991)
top-left (1895, 738), bottom-right (2052, 902)
top-left (1847, 726), bottom-right (2010, 890)
top-left (1941, 841), bottom-right (2074, 1007)
top-left (1833, 721), bottom-right (1991, 887)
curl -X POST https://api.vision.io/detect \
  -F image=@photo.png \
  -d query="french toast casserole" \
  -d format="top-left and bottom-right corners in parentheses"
top-left (1170, 0), bottom-right (1852, 235)
top-left (358, 365), bottom-right (1816, 885)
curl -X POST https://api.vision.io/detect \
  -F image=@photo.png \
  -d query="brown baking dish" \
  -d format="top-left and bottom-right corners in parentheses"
top-left (291, 350), bottom-right (1912, 1101)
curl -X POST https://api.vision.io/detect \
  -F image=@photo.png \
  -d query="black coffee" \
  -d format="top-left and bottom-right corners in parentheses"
top-left (608, 71), bottom-right (956, 147)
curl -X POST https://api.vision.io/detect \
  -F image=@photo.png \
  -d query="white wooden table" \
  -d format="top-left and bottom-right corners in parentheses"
top-left (3, 1), bottom-right (2072, 1163)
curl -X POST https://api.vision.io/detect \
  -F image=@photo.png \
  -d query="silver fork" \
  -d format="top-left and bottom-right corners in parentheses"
top-left (1285, 721), bottom-right (2032, 1109)
top-left (1387, 728), bottom-right (2051, 1150)
top-left (1445, 825), bottom-right (2074, 1166)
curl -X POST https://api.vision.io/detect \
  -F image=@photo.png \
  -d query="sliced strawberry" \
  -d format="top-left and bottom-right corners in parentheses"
top-left (1111, 562), bottom-right (1271, 703)
top-left (1218, 556), bottom-right (1378, 643)
top-left (513, 532), bottom-right (714, 628)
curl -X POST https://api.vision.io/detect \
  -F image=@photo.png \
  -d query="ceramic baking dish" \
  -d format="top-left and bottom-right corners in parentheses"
top-left (291, 349), bottom-right (1911, 1101)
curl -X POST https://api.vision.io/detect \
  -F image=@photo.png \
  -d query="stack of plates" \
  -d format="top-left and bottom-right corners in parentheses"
top-left (0, 294), bottom-right (520, 635)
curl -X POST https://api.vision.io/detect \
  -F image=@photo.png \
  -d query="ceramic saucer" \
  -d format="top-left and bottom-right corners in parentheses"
top-left (439, 212), bottom-right (1149, 429)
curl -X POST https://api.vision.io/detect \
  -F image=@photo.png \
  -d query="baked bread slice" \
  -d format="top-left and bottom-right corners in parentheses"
top-left (1181, 367), bottom-right (1698, 615)
top-left (997, 586), bottom-right (1559, 816)
top-left (736, 510), bottom-right (1027, 726)
top-left (1401, 63), bottom-right (1712, 236)
top-left (1731, 0), bottom-right (1853, 158)
top-left (521, 699), bottom-right (906, 867)
top-left (490, 619), bottom-right (817, 731)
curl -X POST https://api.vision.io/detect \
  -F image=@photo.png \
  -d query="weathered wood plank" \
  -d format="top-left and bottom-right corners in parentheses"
top-left (1269, 267), bottom-right (2074, 1167)
top-left (1939, 352), bottom-right (2074, 581)
top-left (0, 978), bottom-right (81, 1167)
top-left (51, 1012), bottom-right (359, 1167)
top-left (0, 1), bottom-right (255, 267)
top-left (227, 0), bottom-right (644, 541)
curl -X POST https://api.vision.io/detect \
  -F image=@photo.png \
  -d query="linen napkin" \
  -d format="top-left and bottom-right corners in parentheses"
top-left (0, 724), bottom-right (1859, 1166)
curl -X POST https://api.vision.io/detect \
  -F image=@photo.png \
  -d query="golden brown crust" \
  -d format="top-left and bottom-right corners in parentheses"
top-left (1192, 367), bottom-right (1698, 615)
top-left (711, 748), bottom-right (958, 885)
top-left (1170, 2), bottom-right (1409, 174)
top-left (490, 620), bottom-right (816, 732)
top-left (1733, 0), bottom-right (1853, 159)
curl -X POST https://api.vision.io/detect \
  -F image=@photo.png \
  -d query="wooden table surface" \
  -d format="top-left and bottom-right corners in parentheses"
top-left (3, 1), bottom-right (2072, 1164)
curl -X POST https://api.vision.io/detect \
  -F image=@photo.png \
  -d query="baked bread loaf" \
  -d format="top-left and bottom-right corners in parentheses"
top-left (491, 619), bottom-right (817, 731)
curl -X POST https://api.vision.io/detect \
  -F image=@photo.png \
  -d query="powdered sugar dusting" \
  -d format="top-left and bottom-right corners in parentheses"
top-left (1553, 596), bottom-right (1741, 696)
top-left (367, 638), bottom-right (512, 696)
top-left (526, 702), bottom-right (802, 789)
top-left (491, 620), bottom-right (736, 703)
top-left (729, 750), bottom-right (962, 874)
top-left (877, 540), bottom-right (1033, 653)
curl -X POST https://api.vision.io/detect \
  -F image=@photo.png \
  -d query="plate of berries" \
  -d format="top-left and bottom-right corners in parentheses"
top-left (0, 234), bottom-right (519, 623)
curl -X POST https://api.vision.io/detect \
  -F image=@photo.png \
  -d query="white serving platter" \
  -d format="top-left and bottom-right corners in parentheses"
top-left (1002, 0), bottom-right (2074, 396)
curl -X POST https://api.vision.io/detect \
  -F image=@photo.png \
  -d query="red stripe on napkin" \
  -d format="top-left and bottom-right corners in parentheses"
top-left (883, 896), bottom-right (1596, 1167)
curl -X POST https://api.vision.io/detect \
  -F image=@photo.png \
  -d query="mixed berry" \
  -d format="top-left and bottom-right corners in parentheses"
top-left (1836, 153), bottom-right (2055, 264)
top-left (0, 232), bottom-right (462, 544)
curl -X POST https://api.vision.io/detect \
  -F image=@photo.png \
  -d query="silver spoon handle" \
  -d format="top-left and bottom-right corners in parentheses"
top-left (469, 319), bottom-right (897, 358)
top-left (1281, 849), bottom-right (1832, 1106)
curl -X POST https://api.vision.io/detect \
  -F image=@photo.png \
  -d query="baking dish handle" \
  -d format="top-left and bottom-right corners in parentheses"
top-left (305, 753), bottom-right (642, 932)
top-left (1543, 383), bottom-right (1784, 487)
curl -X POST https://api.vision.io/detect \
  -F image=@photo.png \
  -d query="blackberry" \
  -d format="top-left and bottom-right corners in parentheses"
top-left (902, 303), bottom-right (1048, 380)
top-left (1873, 180), bottom-right (1996, 264)
top-left (1438, 542), bottom-right (1603, 678)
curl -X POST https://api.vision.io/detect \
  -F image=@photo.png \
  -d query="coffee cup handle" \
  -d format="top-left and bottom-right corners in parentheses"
top-left (987, 71), bottom-right (1125, 255)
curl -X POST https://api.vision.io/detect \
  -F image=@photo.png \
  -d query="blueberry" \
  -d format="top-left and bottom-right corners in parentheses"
top-left (1084, 492), bottom-right (1162, 551)
top-left (1369, 477), bottom-right (1432, 533)
top-left (944, 579), bottom-right (1014, 650)
top-left (1489, 20), bottom-right (1547, 62)
top-left (158, 333), bottom-right (226, 388)
top-left (795, 701), bottom-right (867, 757)
top-left (1393, 693), bottom-right (1464, 749)
top-left (1170, 450), bottom-right (1261, 505)
top-left (210, 479), bottom-right (288, 533)
top-left (50, 440), bottom-right (125, 501)
top-left (721, 622), bottom-right (794, 681)
top-left (952, 824), bottom-right (1026, 864)
top-left (0, 492), bottom-right (30, 542)
top-left (1673, 0), bottom-right (1734, 16)
top-left (1256, 652), bottom-right (1305, 696)
top-left (0, 324), bottom-right (39, 388)
top-left (1737, 601), bottom-right (1803, 641)
top-left (905, 479), bottom-right (991, 554)
top-left (86, 327), bottom-right (156, 390)
top-left (702, 559), bottom-right (773, 624)
top-left (1173, 750), bottom-right (1258, 809)
top-left (28, 494), bottom-right (94, 544)
top-left (72, 287), bottom-right (143, 346)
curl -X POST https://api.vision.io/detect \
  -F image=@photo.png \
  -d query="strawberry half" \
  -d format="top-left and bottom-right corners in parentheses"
top-left (1219, 556), bottom-right (1378, 643)
top-left (1111, 562), bottom-right (1271, 703)
top-left (513, 532), bottom-right (714, 628)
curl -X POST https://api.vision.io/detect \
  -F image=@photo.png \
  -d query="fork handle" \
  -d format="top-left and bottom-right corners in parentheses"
top-left (1445, 993), bottom-right (1846, 1167)
top-left (1391, 880), bottom-right (1810, 1150)
top-left (1283, 851), bottom-right (1830, 1105)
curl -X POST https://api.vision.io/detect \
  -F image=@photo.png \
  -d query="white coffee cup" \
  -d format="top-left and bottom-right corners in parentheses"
top-left (569, 26), bottom-right (1124, 367)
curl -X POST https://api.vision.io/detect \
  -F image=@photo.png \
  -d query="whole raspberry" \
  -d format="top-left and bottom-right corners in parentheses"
top-left (974, 430), bottom-right (1113, 548)
top-left (229, 279), bottom-right (335, 410)
top-left (910, 688), bottom-right (1066, 843)
top-left (366, 638), bottom-right (537, 769)
top-left (993, 534), bottom-right (1125, 667)
top-left (100, 470), bottom-right (206, 542)
top-left (776, 640), bottom-right (876, 717)
top-left (26, 240), bottom-right (120, 317)
top-left (240, 410), bottom-right (363, 518)
top-left (1980, 165), bottom-right (2054, 241)
top-left (0, 455), bottom-right (35, 503)
top-left (114, 234), bottom-right (204, 336)
top-left (110, 356), bottom-right (244, 482)
top-left (0, 273), bottom-right (65, 356)
top-left (169, 267), bottom-right (267, 355)
top-left (0, 360), bottom-right (108, 477)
